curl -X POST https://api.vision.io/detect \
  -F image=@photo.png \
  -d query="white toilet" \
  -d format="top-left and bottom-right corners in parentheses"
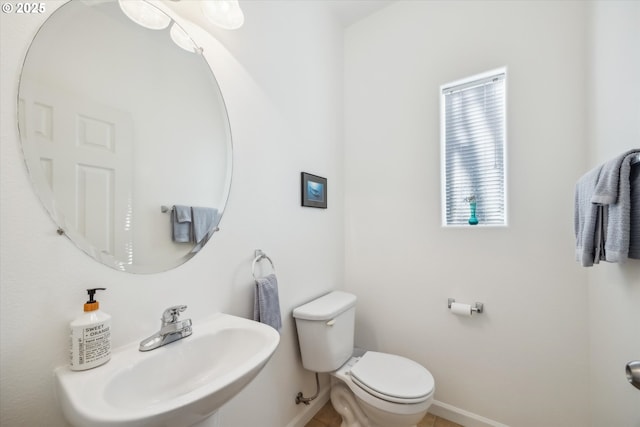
top-left (293, 291), bottom-right (435, 427)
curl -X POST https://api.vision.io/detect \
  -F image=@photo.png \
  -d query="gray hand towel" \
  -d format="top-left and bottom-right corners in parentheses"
top-left (630, 163), bottom-right (640, 259)
top-left (253, 273), bottom-right (282, 333)
top-left (592, 149), bottom-right (639, 263)
top-left (575, 166), bottom-right (604, 266)
top-left (191, 207), bottom-right (219, 244)
top-left (172, 205), bottom-right (192, 243)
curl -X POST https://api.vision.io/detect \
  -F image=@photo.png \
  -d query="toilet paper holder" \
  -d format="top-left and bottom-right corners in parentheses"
top-left (448, 298), bottom-right (484, 314)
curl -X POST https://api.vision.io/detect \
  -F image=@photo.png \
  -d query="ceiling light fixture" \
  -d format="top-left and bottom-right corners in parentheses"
top-left (169, 23), bottom-right (199, 53)
top-left (201, 0), bottom-right (245, 30)
top-left (118, 0), bottom-right (170, 30)
top-left (118, 0), bottom-right (244, 53)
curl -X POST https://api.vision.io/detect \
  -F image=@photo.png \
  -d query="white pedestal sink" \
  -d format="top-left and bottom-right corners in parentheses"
top-left (54, 313), bottom-right (280, 427)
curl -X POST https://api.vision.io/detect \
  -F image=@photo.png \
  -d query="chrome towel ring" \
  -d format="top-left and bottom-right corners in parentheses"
top-left (252, 249), bottom-right (275, 280)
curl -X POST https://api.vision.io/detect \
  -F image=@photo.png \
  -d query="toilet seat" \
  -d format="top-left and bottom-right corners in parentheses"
top-left (349, 351), bottom-right (434, 404)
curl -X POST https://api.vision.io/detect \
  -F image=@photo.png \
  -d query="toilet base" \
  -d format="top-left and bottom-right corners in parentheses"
top-left (330, 382), bottom-right (368, 427)
top-left (330, 381), bottom-right (427, 427)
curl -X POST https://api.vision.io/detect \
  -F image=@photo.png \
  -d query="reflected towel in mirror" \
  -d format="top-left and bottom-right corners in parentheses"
top-left (172, 205), bottom-right (192, 243)
top-left (192, 207), bottom-right (218, 244)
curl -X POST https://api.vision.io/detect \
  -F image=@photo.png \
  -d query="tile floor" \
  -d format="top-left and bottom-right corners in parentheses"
top-left (305, 401), bottom-right (464, 427)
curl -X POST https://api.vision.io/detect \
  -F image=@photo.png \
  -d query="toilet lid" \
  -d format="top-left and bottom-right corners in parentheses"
top-left (349, 352), bottom-right (434, 404)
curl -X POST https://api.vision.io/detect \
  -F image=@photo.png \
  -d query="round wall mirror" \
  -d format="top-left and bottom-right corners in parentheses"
top-left (18, 0), bottom-right (233, 273)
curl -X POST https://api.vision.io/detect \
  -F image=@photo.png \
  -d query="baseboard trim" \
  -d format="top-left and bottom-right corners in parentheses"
top-left (285, 387), bottom-right (330, 427)
top-left (430, 400), bottom-right (510, 427)
top-left (282, 391), bottom-right (509, 427)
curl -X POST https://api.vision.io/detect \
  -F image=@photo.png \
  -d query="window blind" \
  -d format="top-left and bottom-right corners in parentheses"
top-left (441, 70), bottom-right (506, 226)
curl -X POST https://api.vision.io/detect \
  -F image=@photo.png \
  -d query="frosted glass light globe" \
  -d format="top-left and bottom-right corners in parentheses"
top-left (201, 0), bottom-right (245, 30)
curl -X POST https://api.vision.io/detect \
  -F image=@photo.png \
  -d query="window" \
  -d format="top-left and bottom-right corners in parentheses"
top-left (440, 68), bottom-right (507, 226)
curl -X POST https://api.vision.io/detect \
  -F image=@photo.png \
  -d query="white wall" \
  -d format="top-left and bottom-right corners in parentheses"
top-left (344, 1), bottom-right (590, 426)
top-left (0, 1), bottom-right (343, 426)
top-left (586, 2), bottom-right (640, 426)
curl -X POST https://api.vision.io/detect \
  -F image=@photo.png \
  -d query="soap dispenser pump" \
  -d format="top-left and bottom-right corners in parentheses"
top-left (69, 288), bottom-right (111, 371)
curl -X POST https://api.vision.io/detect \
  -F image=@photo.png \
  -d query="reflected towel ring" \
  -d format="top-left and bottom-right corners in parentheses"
top-left (252, 249), bottom-right (275, 280)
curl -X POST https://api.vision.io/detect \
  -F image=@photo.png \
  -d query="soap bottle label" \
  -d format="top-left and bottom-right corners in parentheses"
top-left (70, 322), bottom-right (111, 370)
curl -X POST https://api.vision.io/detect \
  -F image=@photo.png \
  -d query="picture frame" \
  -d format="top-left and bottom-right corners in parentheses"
top-left (301, 172), bottom-right (327, 209)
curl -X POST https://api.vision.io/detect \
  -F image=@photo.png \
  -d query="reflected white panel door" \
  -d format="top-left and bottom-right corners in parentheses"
top-left (20, 82), bottom-right (134, 263)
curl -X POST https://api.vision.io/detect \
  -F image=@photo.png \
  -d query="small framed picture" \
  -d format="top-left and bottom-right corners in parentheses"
top-left (301, 172), bottom-right (327, 209)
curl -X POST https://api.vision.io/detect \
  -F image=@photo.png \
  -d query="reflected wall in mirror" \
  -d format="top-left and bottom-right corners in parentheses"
top-left (18, 0), bottom-right (232, 273)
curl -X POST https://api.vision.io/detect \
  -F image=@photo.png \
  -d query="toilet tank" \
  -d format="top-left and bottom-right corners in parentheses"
top-left (293, 291), bottom-right (357, 372)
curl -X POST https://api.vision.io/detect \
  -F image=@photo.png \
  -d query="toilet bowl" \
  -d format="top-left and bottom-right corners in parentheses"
top-left (293, 291), bottom-right (435, 427)
top-left (331, 352), bottom-right (434, 427)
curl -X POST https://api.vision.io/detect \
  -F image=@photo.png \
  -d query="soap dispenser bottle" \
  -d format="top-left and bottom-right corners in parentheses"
top-left (69, 288), bottom-right (111, 371)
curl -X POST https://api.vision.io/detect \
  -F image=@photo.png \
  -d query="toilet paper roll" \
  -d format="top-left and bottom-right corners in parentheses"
top-left (450, 302), bottom-right (472, 317)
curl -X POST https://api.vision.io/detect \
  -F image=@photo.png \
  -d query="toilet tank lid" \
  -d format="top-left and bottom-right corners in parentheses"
top-left (293, 291), bottom-right (356, 321)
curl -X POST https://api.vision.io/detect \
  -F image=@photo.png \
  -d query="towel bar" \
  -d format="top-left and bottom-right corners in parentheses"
top-left (252, 249), bottom-right (276, 280)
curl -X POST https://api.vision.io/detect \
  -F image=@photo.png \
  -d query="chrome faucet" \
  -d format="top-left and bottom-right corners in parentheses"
top-left (139, 305), bottom-right (192, 352)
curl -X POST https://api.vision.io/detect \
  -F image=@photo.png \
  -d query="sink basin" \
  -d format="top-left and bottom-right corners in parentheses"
top-left (54, 313), bottom-right (280, 427)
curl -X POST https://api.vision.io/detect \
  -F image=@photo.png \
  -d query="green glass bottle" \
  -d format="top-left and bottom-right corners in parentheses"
top-left (468, 201), bottom-right (479, 225)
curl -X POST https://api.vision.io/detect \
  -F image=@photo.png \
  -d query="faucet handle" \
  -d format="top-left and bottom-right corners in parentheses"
top-left (161, 305), bottom-right (188, 324)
